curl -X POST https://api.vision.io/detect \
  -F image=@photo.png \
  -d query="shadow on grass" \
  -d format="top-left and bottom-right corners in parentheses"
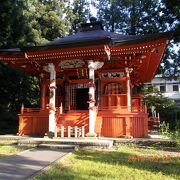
top-left (72, 149), bottom-right (180, 179)
top-left (35, 149), bottom-right (180, 180)
top-left (134, 141), bottom-right (180, 150)
top-left (35, 163), bottom-right (105, 180)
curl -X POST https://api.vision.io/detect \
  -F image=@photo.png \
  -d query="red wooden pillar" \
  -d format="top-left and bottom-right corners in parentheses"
top-left (144, 115), bottom-right (148, 136)
top-left (64, 75), bottom-right (70, 112)
top-left (20, 103), bottom-right (24, 114)
top-left (40, 78), bottom-right (46, 109)
top-left (67, 84), bottom-right (71, 111)
top-left (125, 116), bottom-right (132, 136)
top-left (117, 96), bottom-right (121, 107)
top-left (108, 95), bottom-right (112, 109)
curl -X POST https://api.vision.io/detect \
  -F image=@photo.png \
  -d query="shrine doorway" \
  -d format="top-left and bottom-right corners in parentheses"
top-left (76, 88), bottom-right (89, 110)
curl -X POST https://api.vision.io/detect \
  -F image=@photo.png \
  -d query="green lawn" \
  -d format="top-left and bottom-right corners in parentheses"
top-left (35, 145), bottom-right (180, 180)
top-left (0, 140), bottom-right (28, 157)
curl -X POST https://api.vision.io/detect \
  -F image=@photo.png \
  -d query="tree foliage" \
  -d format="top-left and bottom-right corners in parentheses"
top-left (141, 86), bottom-right (180, 130)
top-left (141, 86), bottom-right (175, 113)
top-left (0, 0), bottom-right (90, 133)
top-left (94, 0), bottom-right (179, 78)
top-left (0, 0), bottom-right (26, 48)
top-left (0, 63), bottom-right (40, 112)
top-left (0, 0), bottom-right (72, 47)
top-left (68, 0), bottom-right (91, 34)
top-left (0, 0), bottom-right (72, 114)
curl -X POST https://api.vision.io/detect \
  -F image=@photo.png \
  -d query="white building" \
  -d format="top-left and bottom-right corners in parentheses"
top-left (145, 75), bottom-right (180, 106)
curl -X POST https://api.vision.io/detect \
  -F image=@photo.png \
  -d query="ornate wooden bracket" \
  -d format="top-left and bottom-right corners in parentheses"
top-left (88, 80), bottom-right (96, 88)
top-left (49, 79), bottom-right (56, 98)
top-left (49, 80), bottom-right (56, 89)
top-left (88, 106), bottom-right (97, 110)
top-left (46, 103), bottom-right (56, 111)
top-left (87, 99), bottom-right (96, 103)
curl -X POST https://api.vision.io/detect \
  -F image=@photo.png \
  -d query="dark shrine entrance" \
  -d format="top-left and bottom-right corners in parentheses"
top-left (76, 88), bottom-right (89, 110)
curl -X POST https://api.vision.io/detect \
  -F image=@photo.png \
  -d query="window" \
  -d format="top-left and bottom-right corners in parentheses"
top-left (104, 83), bottom-right (122, 94)
top-left (173, 84), bottom-right (179, 91)
top-left (145, 84), bottom-right (152, 87)
top-left (160, 84), bottom-right (166, 92)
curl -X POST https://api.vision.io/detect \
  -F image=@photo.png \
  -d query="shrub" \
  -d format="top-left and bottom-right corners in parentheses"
top-left (160, 121), bottom-right (170, 137)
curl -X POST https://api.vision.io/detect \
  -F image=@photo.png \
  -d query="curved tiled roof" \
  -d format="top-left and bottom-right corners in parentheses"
top-left (22, 21), bottom-right (172, 51)
top-left (0, 21), bottom-right (172, 53)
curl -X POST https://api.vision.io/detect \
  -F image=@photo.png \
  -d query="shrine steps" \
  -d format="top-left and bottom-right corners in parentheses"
top-left (57, 110), bottom-right (103, 136)
top-left (58, 111), bottom-right (89, 123)
top-left (57, 110), bottom-right (89, 134)
top-left (38, 144), bottom-right (76, 150)
top-left (17, 138), bottom-right (113, 149)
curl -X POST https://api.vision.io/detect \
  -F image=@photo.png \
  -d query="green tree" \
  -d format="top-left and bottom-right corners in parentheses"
top-left (94, 0), bottom-right (179, 78)
top-left (0, 0), bottom-right (72, 47)
top-left (0, 62), bottom-right (40, 134)
top-left (141, 85), bottom-right (180, 130)
top-left (0, 63), bottom-right (40, 112)
top-left (22, 0), bottom-right (72, 45)
top-left (95, 0), bottom-right (163, 34)
top-left (0, 0), bottom-right (26, 48)
top-left (68, 0), bottom-right (91, 34)
top-left (0, 0), bottom-right (73, 133)
top-left (141, 86), bottom-right (175, 113)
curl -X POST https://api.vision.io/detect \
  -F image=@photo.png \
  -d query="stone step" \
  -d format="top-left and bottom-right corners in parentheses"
top-left (18, 138), bottom-right (113, 149)
top-left (38, 143), bottom-right (76, 149)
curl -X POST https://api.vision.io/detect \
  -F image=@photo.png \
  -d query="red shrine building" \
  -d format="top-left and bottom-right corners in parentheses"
top-left (0, 19), bottom-right (172, 138)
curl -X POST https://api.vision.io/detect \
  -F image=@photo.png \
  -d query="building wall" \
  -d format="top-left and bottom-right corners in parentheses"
top-left (145, 76), bottom-right (180, 106)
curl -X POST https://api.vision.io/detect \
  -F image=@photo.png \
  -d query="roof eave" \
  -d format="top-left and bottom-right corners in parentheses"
top-left (21, 37), bottom-right (112, 52)
top-left (113, 31), bottom-right (173, 46)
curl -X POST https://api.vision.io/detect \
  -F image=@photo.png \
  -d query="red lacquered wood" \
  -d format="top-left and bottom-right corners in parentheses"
top-left (18, 109), bottom-right (49, 136)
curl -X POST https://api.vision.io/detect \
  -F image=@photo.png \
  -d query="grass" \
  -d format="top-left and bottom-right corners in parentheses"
top-left (35, 144), bottom-right (180, 180)
top-left (0, 140), bottom-right (29, 157)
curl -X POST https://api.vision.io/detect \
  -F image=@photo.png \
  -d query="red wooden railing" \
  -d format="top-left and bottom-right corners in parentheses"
top-left (18, 108), bottom-right (49, 136)
top-left (19, 101), bottom-right (148, 138)
top-left (100, 94), bottom-right (127, 108)
top-left (21, 108), bottom-right (47, 113)
top-left (98, 105), bottom-right (146, 113)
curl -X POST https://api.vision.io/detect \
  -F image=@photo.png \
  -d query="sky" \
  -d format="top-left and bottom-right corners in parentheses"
top-left (90, 3), bottom-right (97, 17)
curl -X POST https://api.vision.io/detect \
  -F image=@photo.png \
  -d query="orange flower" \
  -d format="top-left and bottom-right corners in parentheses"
top-left (137, 156), bottom-right (145, 162)
top-left (128, 155), bottom-right (137, 163)
top-left (149, 155), bottom-right (158, 163)
top-left (162, 155), bottom-right (172, 163)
